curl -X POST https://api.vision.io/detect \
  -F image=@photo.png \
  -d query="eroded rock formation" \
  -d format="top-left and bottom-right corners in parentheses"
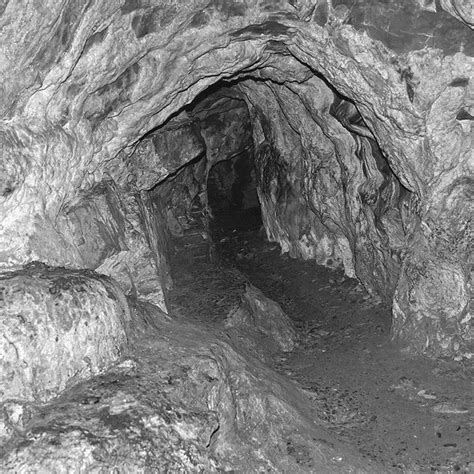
top-left (0, 0), bottom-right (472, 470)
top-left (1, 0), bottom-right (471, 357)
top-left (0, 263), bottom-right (130, 405)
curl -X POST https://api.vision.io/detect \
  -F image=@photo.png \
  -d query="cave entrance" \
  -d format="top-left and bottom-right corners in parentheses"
top-left (150, 71), bottom-right (408, 299)
top-left (140, 71), bottom-right (472, 469)
top-left (148, 82), bottom-right (265, 270)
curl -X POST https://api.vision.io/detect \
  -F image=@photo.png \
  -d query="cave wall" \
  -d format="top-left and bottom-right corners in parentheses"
top-left (151, 156), bottom-right (214, 265)
top-left (237, 72), bottom-right (406, 299)
top-left (48, 111), bottom-right (207, 310)
top-left (0, 0), bottom-right (472, 357)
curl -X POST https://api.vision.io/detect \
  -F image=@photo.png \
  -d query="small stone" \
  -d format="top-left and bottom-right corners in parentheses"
top-left (417, 389), bottom-right (437, 400)
top-left (432, 403), bottom-right (469, 415)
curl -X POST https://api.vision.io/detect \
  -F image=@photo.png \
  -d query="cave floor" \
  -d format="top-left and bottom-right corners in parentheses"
top-left (169, 209), bottom-right (473, 473)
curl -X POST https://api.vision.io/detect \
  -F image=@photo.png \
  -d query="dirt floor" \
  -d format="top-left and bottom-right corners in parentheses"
top-left (169, 208), bottom-right (473, 473)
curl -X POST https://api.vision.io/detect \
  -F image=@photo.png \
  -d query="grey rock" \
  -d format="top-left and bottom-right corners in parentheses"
top-left (1, 304), bottom-right (376, 473)
top-left (0, 0), bottom-right (471, 436)
top-left (0, 264), bottom-right (130, 405)
top-left (226, 283), bottom-right (298, 353)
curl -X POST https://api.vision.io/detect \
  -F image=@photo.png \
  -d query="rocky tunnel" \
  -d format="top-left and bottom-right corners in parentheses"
top-left (0, 1), bottom-right (472, 471)
top-left (126, 64), bottom-right (470, 360)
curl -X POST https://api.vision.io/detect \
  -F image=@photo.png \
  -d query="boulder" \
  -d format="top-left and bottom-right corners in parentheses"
top-left (0, 263), bottom-right (130, 404)
top-left (226, 283), bottom-right (298, 353)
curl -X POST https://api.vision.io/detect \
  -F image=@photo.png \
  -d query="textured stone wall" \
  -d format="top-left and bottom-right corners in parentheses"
top-left (0, 0), bottom-right (472, 357)
top-left (151, 156), bottom-right (214, 265)
top-left (0, 264), bottom-right (130, 404)
top-left (238, 74), bottom-right (405, 299)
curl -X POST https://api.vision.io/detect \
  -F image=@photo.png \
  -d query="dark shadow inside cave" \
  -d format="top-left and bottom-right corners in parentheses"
top-left (207, 148), bottom-right (262, 240)
top-left (188, 80), bottom-right (264, 244)
top-left (148, 80), bottom-right (269, 269)
top-left (2, 3), bottom-right (473, 471)
top-left (148, 73), bottom-right (412, 281)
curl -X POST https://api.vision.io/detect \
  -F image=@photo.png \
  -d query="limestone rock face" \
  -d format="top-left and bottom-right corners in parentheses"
top-left (237, 74), bottom-right (405, 299)
top-left (0, 0), bottom-right (472, 355)
top-left (0, 264), bottom-right (130, 404)
top-left (392, 256), bottom-right (472, 358)
top-left (191, 88), bottom-right (253, 169)
top-left (109, 111), bottom-right (206, 192)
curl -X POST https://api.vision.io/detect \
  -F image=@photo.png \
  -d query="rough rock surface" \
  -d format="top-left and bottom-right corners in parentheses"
top-left (0, 0), bottom-right (471, 365)
top-left (191, 88), bottom-right (253, 169)
top-left (1, 296), bottom-right (377, 473)
top-left (0, 263), bottom-right (130, 405)
top-left (151, 155), bottom-right (214, 264)
top-left (239, 73), bottom-right (405, 300)
top-left (212, 223), bottom-right (474, 471)
top-left (0, 1), bottom-right (472, 470)
top-left (392, 258), bottom-right (472, 358)
top-left (226, 283), bottom-right (298, 353)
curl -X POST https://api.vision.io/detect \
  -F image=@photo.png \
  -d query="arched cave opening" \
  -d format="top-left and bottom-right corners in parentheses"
top-left (193, 86), bottom-right (263, 251)
top-left (148, 75), bottom-right (410, 293)
top-left (128, 74), bottom-right (471, 469)
top-left (1, 2), bottom-right (472, 471)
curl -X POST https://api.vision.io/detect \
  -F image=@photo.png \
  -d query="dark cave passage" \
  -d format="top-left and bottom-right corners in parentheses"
top-left (168, 210), bottom-right (473, 472)
top-left (149, 75), bottom-right (410, 298)
top-left (155, 79), bottom-right (472, 471)
top-left (207, 147), bottom-right (262, 241)
top-left (2, 3), bottom-right (473, 472)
